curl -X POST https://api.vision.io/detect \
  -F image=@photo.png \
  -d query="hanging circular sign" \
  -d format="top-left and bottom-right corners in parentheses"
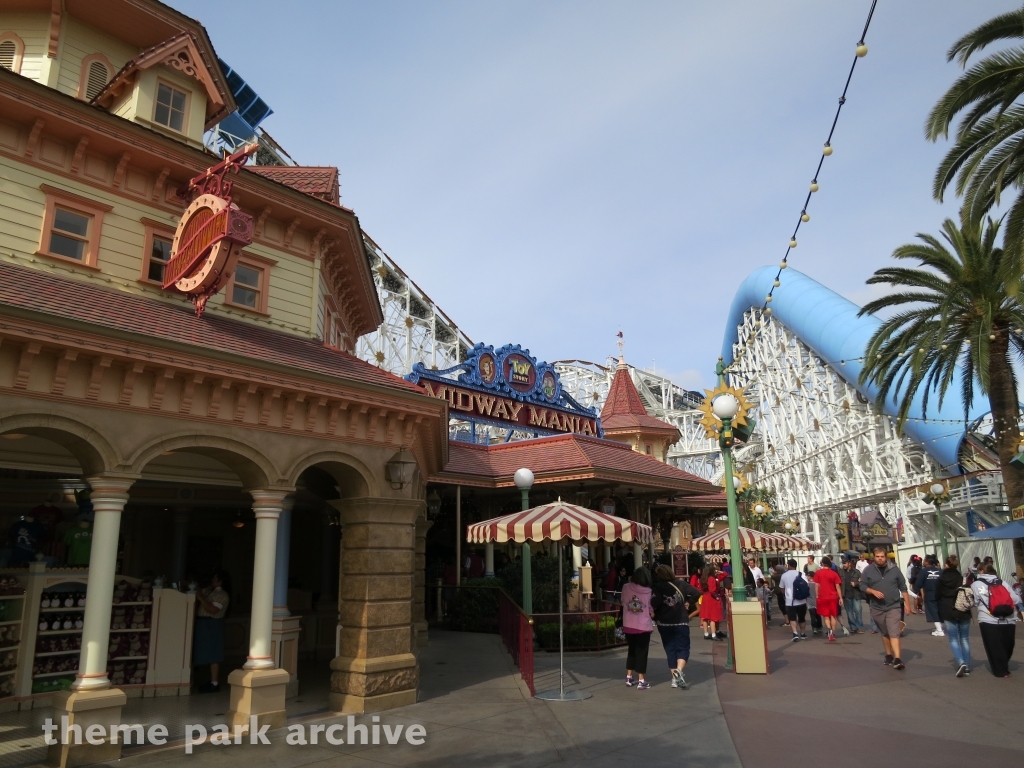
top-left (165, 194), bottom-right (252, 296)
top-left (503, 353), bottom-right (536, 393)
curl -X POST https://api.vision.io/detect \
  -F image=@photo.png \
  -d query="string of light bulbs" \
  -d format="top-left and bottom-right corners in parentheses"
top-left (727, 0), bottom-right (878, 374)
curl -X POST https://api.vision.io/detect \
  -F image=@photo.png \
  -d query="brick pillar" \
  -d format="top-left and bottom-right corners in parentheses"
top-left (413, 516), bottom-right (433, 648)
top-left (329, 497), bottom-right (422, 714)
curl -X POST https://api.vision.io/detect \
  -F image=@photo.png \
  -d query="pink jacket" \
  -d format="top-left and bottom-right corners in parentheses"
top-left (620, 583), bottom-right (654, 633)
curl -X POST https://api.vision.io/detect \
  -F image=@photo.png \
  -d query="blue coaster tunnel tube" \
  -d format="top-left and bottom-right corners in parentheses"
top-left (720, 266), bottom-right (987, 474)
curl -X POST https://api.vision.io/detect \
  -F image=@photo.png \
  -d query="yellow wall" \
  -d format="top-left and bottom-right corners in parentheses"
top-left (0, 13), bottom-right (51, 83)
top-left (55, 14), bottom-right (137, 99)
top-left (131, 67), bottom-right (208, 148)
top-left (0, 150), bottom-right (315, 337)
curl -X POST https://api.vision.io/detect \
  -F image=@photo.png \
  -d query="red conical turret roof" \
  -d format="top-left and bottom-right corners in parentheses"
top-left (600, 357), bottom-right (680, 436)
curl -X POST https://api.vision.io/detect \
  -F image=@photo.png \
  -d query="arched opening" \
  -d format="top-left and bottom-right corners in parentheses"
top-left (112, 440), bottom-right (279, 687)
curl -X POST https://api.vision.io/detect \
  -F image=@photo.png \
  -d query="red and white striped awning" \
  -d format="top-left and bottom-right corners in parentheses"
top-left (467, 501), bottom-right (654, 545)
top-left (689, 526), bottom-right (794, 552)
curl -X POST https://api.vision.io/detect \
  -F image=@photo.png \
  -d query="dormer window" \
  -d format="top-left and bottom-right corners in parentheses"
top-left (154, 82), bottom-right (188, 132)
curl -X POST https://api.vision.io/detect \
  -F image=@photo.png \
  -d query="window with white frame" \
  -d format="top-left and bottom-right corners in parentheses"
top-left (154, 82), bottom-right (188, 132)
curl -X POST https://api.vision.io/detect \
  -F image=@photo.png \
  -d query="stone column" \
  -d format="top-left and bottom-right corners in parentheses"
top-left (49, 476), bottom-right (133, 768)
top-left (74, 478), bottom-right (133, 691)
top-left (413, 516), bottom-right (433, 648)
top-left (227, 489), bottom-right (291, 730)
top-left (329, 497), bottom-right (422, 714)
top-left (633, 542), bottom-right (643, 568)
top-left (170, 508), bottom-right (189, 584)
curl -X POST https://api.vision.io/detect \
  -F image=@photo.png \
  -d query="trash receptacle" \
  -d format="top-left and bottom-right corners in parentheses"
top-left (727, 600), bottom-right (769, 674)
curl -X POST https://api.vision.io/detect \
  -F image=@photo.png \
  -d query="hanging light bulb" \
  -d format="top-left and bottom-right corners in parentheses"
top-left (789, 238), bottom-right (798, 248)
top-left (810, 180), bottom-right (819, 192)
top-left (801, 211), bottom-right (810, 222)
top-left (765, 295), bottom-right (773, 303)
top-left (856, 43), bottom-right (868, 57)
top-left (773, 279), bottom-right (781, 287)
top-left (989, 334), bottom-right (996, 340)
top-left (823, 143), bottom-right (833, 156)
top-left (780, 261), bottom-right (789, 269)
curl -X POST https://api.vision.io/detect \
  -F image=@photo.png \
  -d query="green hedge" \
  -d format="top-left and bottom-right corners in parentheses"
top-left (536, 615), bottom-right (618, 650)
top-left (445, 581), bottom-right (500, 633)
top-left (495, 557), bottom-right (572, 613)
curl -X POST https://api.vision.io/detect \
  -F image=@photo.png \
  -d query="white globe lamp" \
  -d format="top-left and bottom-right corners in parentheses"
top-left (712, 394), bottom-right (740, 420)
top-left (929, 483), bottom-right (944, 497)
top-left (514, 467), bottom-right (535, 491)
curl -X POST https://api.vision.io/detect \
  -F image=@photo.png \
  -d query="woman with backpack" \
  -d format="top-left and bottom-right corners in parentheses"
top-left (699, 565), bottom-right (725, 640)
top-left (970, 563), bottom-right (1024, 678)
top-left (651, 565), bottom-right (702, 689)
top-left (936, 555), bottom-right (972, 677)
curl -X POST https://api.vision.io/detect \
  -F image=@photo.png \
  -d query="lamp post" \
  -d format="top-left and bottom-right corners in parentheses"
top-left (929, 482), bottom-right (950, 562)
top-left (514, 468), bottom-right (534, 614)
top-left (712, 386), bottom-right (747, 604)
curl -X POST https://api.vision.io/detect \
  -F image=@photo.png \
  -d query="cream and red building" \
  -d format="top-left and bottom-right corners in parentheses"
top-left (0, 3), bottom-right (723, 764)
top-left (0, 1), bottom-right (449, 761)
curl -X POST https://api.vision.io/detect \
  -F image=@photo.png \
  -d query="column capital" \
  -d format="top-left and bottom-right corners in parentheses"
top-left (250, 489), bottom-right (294, 519)
top-left (329, 497), bottom-right (424, 527)
top-left (85, 476), bottom-right (134, 514)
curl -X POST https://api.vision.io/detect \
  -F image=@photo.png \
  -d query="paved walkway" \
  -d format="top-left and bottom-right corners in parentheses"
top-left (1, 610), bottom-right (1021, 767)
top-left (716, 608), bottom-right (1024, 768)
top-left (0, 628), bottom-right (737, 768)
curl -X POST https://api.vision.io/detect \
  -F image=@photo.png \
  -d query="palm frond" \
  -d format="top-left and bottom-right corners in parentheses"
top-left (948, 8), bottom-right (1024, 66)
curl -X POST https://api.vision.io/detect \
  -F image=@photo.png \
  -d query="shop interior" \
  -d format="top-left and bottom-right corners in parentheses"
top-left (0, 432), bottom-right (343, 707)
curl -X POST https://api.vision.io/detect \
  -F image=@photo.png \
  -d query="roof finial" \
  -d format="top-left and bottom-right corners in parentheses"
top-left (616, 330), bottom-right (625, 367)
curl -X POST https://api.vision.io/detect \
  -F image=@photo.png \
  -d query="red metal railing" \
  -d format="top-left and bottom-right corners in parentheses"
top-left (498, 589), bottom-right (534, 695)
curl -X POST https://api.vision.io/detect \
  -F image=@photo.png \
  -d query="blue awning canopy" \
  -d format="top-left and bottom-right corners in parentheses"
top-left (969, 518), bottom-right (1024, 539)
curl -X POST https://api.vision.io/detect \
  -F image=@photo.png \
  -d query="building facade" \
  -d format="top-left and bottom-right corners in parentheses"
top-left (0, 1), bottom-right (447, 762)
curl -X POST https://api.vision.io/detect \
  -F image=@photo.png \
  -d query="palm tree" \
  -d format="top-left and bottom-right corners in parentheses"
top-left (926, 6), bottom-right (1024, 271)
top-left (858, 215), bottom-right (1024, 573)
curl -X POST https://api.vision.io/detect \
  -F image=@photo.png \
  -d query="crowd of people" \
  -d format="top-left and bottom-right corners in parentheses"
top-left (605, 545), bottom-right (1023, 689)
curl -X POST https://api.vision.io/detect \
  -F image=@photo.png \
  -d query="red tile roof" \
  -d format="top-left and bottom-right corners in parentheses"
top-left (0, 261), bottom-right (420, 393)
top-left (248, 166), bottom-right (340, 205)
top-left (658, 493), bottom-right (728, 509)
top-left (435, 433), bottom-right (715, 492)
top-left (600, 361), bottom-right (680, 435)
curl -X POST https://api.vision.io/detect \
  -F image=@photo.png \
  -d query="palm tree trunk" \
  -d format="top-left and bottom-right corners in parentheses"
top-left (987, 329), bottom-right (1024, 577)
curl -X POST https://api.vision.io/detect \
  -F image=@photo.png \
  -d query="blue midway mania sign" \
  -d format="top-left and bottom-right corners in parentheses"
top-left (406, 343), bottom-right (602, 440)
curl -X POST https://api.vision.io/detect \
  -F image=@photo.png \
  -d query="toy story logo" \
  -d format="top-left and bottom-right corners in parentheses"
top-left (407, 343), bottom-right (602, 438)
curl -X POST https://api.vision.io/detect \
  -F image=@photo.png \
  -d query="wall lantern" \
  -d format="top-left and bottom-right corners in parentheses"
top-left (386, 447), bottom-right (417, 490)
top-left (426, 489), bottom-right (443, 519)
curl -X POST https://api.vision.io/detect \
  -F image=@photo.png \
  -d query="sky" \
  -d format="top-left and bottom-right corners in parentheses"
top-left (171, 0), bottom-right (1019, 391)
